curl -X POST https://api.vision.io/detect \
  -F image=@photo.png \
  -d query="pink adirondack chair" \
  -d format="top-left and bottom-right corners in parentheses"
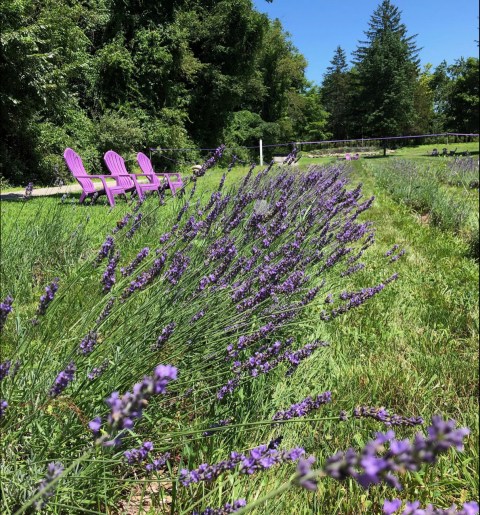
top-left (103, 150), bottom-right (144, 199)
top-left (136, 152), bottom-right (183, 196)
top-left (345, 153), bottom-right (352, 161)
top-left (352, 153), bottom-right (359, 160)
top-left (63, 148), bottom-right (128, 207)
top-left (104, 150), bottom-right (167, 200)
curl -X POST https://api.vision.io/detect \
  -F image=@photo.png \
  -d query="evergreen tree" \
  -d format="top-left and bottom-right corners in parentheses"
top-left (352, 0), bottom-right (420, 143)
top-left (322, 46), bottom-right (351, 139)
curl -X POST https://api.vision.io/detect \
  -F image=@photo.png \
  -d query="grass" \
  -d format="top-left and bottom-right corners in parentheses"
top-left (0, 157), bottom-right (478, 514)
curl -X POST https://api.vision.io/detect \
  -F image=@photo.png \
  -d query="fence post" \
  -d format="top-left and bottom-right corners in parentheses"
top-left (259, 139), bottom-right (263, 166)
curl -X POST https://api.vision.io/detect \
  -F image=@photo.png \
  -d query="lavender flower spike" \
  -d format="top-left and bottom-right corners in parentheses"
top-left (0, 400), bottom-right (8, 418)
top-left (324, 415), bottom-right (470, 490)
top-left (0, 360), bottom-right (11, 381)
top-left (36, 279), bottom-right (59, 316)
top-left (273, 392), bottom-right (332, 421)
top-left (121, 247), bottom-right (149, 277)
top-left (0, 295), bottom-right (13, 331)
top-left (383, 498), bottom-right (479, 515)
top-left (34, 462), bottom-right (64, 510)
top-left (124, 442), bottom-right (154, 464)
top-left (89, 364), bottom-right (177, 445)
top-left (193, 498), bottom-right (247, 515)
top-left (49, 362), bottom-right (76, 397)
top-left (96, 236), bottom-right (114, 264)
top-left (102, 252), bottom-right (120, 292)
top-left (296, 455), bottom-right (317, 491)
top-left (78, 331), bottom-right (98, 355)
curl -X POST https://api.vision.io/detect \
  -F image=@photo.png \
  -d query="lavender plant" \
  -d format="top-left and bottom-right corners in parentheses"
top-left (0, 159), bottom-right (475, 514)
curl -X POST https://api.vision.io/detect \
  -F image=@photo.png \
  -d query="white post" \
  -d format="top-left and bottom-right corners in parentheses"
top-left (259, 139), bottom-right (263, 166)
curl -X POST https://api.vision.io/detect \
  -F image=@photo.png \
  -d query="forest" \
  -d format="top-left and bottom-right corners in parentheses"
top-left (0, 0), bottom-right (478, 185)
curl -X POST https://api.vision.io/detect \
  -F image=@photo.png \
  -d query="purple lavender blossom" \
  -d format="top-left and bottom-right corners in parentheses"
top-left (341, 262), bottom-right (365, 277)
top-left (89, 364), bottom-right (177, 445)
top-left (190, 309), bottom-right (206, 324)
top-left (0, 400), bottom-right (7, 418)
top-left (193, 498), bottom-right (247, 515)
top-left (102, 252), bottom-right (120, 292)
top-left (96, 236), bottom-right (114, 264)
top-left (385, 272), bottom-right (400, 284)
top-left (126, 213), bottom-right (143, 239)
top-left (121, 247), bottom-right (149, 277)
top-left (324, 415), bottom-right (470, 490)
top-left (34, 462), bottom-right (64, 510)
top-left (112, 213), bottom-right (132, 234)
top-left (36, 278), bottom-right (59, 316)
top-left (165, 252), bottom-right (190, 285)
top-left (0, 360), bottom-right (11, 381)
top-left (339, 410), bottom-right (348, 421)
top-left (390, 249), bottom-right (406, 263)
top-left (0, 295), bottom-right (13, 331)
top-left (95, 298), bottom-right (116, 326)
top-left (132, 197), bottom-right (144, 213)
top-left (124, 441), bottom-right (154, 464)
top-left (353, 406), bottom-right (423, 427)
top-left (87, 360), bottom-right (109, 381)
top-left (217, 378), bottom-right (240, 400)
top-left (326, 282), bottom-right (387, 320)
top-left (193, 144), bottom-right (226, 178)
top-left (154, 322), bottom-right (176, 350)
top-left (203, 418), bottom-right (233, 437)
top-left (383, 499), bottom-right (478, 515)
top-left (176, 201), bottom-right (190, 222)
top-left (146, 452), bottom-right (171, 473)
top-left (272, 392), bottom-right (332, 421)
top-left (296, 455), bottom-right (317, 491)
top-left (121, 253), bottom-right (167, 300)
top-left (385, 244), bottom-right (400, 257)
top-left (49, 362), bottom-right (76, 397)
top-left (180, 444), bottom-right (305, 486)
top-left (383, 499), bottom-right (403, 514)
top-left (78, 331), bottom-right (98, 355)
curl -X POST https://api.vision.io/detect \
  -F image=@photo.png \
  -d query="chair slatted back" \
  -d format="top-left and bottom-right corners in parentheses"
top-left (104, 151), bottom-right (135, 189)
top-left (136, 152), bottom-right (161, 186)
top-left (63, 148), bottom-right (95, 192)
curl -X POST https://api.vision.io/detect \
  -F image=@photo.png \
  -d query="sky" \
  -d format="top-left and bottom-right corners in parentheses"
top-left (253, 0), bottom-right (479, 85)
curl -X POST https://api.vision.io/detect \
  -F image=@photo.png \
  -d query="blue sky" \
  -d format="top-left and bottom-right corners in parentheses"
top-left (253, 0), bottom-right (479, 85)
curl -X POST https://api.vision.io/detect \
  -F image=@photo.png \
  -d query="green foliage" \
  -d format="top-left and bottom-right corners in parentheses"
top-left (322, 46), bottom-right (352, 139)
top-left (370, 158), bottom-right (477, 237)
top-left (0, 0), bottom-right (310, 185)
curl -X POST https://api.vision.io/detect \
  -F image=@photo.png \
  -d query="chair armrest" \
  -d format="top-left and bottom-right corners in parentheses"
top-left (74, 175), bottom-right (113, 190)
top-left (160, 172), bottom-right (182, 180)
top-left (75, 174), bottom-right (110, 179)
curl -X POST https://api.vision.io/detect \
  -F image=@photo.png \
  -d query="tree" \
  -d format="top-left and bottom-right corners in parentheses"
top-left (322, 46), bottom-right (352, 140)
top-left (446, 57), bottom-right (479, 133)
top-left (352, 0), bottom-right (420, 146)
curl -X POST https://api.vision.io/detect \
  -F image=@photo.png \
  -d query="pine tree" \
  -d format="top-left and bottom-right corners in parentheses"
top-left (322, 46), bottom-right (352, 139)
top-left (352, 0), bottom-right (420, 144)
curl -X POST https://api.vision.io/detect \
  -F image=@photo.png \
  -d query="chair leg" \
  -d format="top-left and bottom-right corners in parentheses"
top-left (105, 189), bottom-right (115, 207)
top-left (79, 191), bottom-right (86, 204)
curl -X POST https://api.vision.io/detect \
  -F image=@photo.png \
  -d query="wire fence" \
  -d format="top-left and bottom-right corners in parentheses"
top-left (147, 133), bottom-right (478, 166)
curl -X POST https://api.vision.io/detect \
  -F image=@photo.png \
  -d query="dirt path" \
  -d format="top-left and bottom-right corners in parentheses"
top-left (0, 184), bottom-right (83, 201)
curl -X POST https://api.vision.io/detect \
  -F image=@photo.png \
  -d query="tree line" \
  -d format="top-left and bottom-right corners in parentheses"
top-left (0, 0), bottom-right (478, 185)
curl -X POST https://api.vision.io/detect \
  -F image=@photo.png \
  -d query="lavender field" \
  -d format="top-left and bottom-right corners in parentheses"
top-left (1, 154), bottom-right (478, 514)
